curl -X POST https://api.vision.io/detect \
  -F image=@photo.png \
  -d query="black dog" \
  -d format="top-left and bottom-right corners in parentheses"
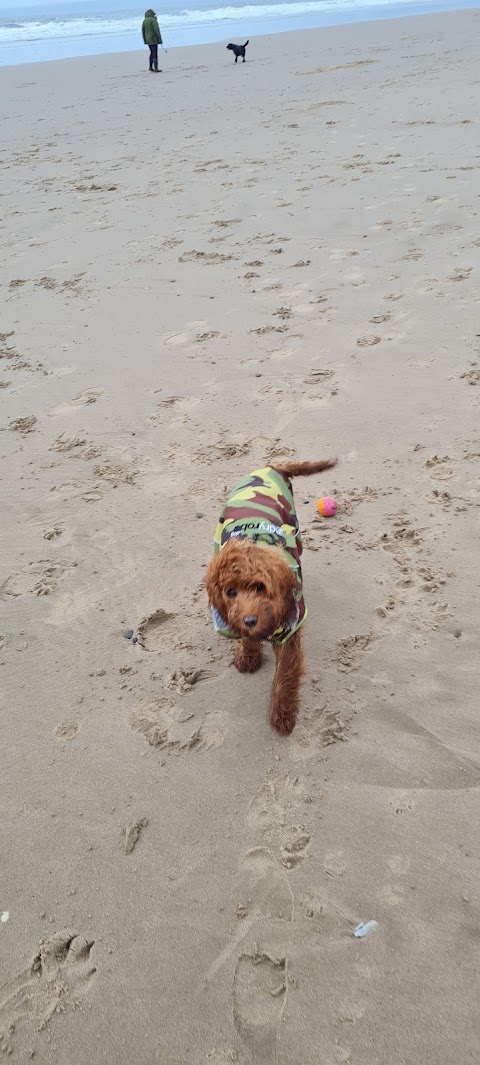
top-left (227, 40), bottom-right (249, 63)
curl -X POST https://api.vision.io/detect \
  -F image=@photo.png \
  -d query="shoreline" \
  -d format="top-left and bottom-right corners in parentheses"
top-left (0, 0), bottom-right (478, 67)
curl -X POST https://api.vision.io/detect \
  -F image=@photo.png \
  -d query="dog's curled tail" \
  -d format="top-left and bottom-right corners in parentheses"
top-left (244, 39), bottom-right (249, 46)
top-left (272, 458), bottom-right (337, 479)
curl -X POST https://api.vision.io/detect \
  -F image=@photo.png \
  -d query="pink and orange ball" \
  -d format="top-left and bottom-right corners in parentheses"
top-left (317, 496), bottom-right (337, 517)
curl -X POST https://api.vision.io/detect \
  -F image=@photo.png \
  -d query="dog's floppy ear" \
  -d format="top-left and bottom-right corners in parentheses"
top-left (205, 553), bottom-right (224, 615)
top-left (267, 551), bottom-right (298, 620)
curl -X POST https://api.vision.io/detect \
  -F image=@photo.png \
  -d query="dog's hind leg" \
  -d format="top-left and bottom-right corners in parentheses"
top-left (234, 638), bottom-right (263, 674)
top-left (269, 630), bottom-right (304, 735)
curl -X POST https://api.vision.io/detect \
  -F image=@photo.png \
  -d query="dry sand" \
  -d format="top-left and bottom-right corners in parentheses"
top-left (1, 9), bottom-right (480, 1062)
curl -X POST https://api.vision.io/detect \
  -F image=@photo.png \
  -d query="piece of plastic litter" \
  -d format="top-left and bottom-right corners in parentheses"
top-left (1, 912), bottom-right (9, 923)
top-left (354, 920), bottom-right (378, 938)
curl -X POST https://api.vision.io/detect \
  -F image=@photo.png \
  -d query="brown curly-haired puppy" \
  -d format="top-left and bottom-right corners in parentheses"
top-left (205, 459), bottom-right (336, 735)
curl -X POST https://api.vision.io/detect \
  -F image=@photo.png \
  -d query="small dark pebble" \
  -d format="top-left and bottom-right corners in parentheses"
top-left (453, 628), bottom-right (462, 639)
top-left (132, 636), bottom-right (138, 644)
top-left (196, 512), bottom-right (204, 519)
top-left (255, 373), bottom-right (262, 377)
top-left (124, 629), bottom-right (134, 640)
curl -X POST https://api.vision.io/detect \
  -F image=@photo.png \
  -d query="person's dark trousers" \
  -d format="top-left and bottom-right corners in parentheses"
top-left (148, 44), bottom-right (158, 71)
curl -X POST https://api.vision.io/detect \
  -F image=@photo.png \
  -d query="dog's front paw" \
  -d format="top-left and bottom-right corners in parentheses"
top-left (234, 642), bottom-right (263, 674)
top-left (269, 701), bottom-right (298, 736)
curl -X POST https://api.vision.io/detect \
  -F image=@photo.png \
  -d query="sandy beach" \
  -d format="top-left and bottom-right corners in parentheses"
top-left (1, 9), bottom-right (480, 1062)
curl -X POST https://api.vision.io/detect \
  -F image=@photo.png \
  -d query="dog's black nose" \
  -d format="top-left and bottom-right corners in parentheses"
top-left (243, 615), bottom-right (258, 628)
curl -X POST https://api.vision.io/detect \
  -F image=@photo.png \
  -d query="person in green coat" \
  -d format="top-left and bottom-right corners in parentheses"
top-left (142, 9), bottom-right (162, 72)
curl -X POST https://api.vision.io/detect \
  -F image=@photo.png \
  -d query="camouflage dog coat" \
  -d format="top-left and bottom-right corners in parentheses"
top-left (211, 466), bottom-right (306, 645)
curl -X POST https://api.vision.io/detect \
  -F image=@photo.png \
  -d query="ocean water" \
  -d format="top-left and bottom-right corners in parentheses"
top-left (0, 0), bottom-right (472, 66)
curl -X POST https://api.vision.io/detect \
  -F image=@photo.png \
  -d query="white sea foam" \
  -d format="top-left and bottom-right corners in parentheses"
top-left (0, 0), bottom-right (440, 43)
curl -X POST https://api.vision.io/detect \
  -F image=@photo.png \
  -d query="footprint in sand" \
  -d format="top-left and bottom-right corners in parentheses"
top-left (301, 367), bottom-right (338, 405)
top-left (35, 274), bottom-right (86, 296)
top-left (8, 415), bottom-right (37, 434)
top-left (50, 434), bottom-right (103, 461)
top-left (249, 325), bottom-right (289, 336)
top-left (73, 182), bottom-right (117, 193)
top-left (292, 704), bottom-right (347, 759)
top-left (212, 218), bottom-right (241, 229)
top-left (460, 363), bottom-right (480, 386)
top-left (207, 847), bottom-right (293, 991)
top-left (262, 439), bottom-right (295, 464)
top-left (70, 387), bottom-right (103, 405)
top-left (154, 395), bottom-right (200, 421)
top-left (369, 312), bottom-right (391, 324)
top-left (82, 490), bottom-right (103, 503)
top-left (206, 849), bottom-right (292, 1061)
top-left (195, 436), bottom-right (252, 462)
top-left (43, 524), bottom-right (64, 541)
top-left (408, 357), bottom-right (432, 368)
top-left (375, 513), bottom-right (450, 635)
top-left (49, 388), bottom-right (104, 417)
top-left (0, 930), bottom-right (96, 1054)
top-left (233, 948), bottom-right (287, 1065)
top-left (50, 433), bottom-right (86, 453)
top-left (235, 848), bottom-right (294, 923)
top-left (179, 249), bottom-right (234, 265)
top-left (137, 607), bottom-right (193, 651)
top-left (54, 720), bottom-right (79, 741)
top-left (303, 368), bottom-right (335, 385)
top-left (164, 667), bottom-right (212, 694)
top-left (163, 320), bottom-right (214, 348)
top-left (402, 247), bottom-right (423, 261)
top-left (356, 335), bottom-right (381, 347)
top-left (336, 632), bottom-right (377, 671)
top-left (248, 773), bottom-right (302, 844)
top-left (380, 519), bottom-right (422, 551)
top-left (447, 267), bottom-right (472, 282)
top-left (123, 817), bottom-right (148, 855)
top-left (93, 462), bottom-right (138, 486)
top-left (425, 455), bottom-right (454, 480)
top-left (195, 331), bottom-right (222, 342)
top-left (273, 306), bottom-right (293, 321)
top-left (0, 560), bottom-right (77, 600)
top-left (131, 700), bottom-right (223, 754)
top-left (281, 825), bottom-right (311, 869)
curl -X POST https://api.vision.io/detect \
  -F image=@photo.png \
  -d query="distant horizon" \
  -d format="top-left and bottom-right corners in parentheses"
top-left (0, 0), bottom-right (476, 66)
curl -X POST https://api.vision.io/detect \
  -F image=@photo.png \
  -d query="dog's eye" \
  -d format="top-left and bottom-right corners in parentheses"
top-left (227, 588), bottom-right (237, 598)
top-left (255, 582), bottom-right (265, 593)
